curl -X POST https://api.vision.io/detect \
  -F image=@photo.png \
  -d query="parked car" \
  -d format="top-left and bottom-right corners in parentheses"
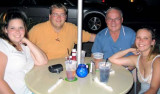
top-left (0, 0), bottom-right (109, 33)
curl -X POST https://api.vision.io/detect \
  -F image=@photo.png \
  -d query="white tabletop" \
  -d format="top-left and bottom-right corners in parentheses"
top-left (25, 57), bottom-right (133, 94)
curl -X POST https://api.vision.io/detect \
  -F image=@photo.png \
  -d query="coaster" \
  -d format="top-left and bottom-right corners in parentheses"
top-left (96, 69), bottom-right (99, 72)
top-left (86, 63), bottom-right (90, 72)
top-left (65, 77), bottom-right (78, 82)
top-left (86, 63), bottom-right (90, 68)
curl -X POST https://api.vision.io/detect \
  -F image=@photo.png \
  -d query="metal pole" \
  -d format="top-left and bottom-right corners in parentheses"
top-left (77, 0), bottom-right (83, 65)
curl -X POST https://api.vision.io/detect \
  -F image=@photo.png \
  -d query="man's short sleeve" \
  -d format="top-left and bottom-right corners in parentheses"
top-left (28, 26), bottom-right (38, 44)
top-left (82, 30), bottom-right (91, 42)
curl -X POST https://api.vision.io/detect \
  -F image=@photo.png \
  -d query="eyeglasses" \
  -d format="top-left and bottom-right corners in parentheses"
top-left (51, 13), bottom-right (66, 18)
top-left (106, 18), bottom-right (121, 22)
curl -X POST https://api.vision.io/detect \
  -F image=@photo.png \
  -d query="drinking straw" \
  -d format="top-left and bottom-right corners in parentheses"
top-left (105, 58), bottom-right (108, 66)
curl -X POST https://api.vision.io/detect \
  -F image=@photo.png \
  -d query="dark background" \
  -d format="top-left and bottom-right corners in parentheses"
top-left (0, 0), bottom-right (160, 56)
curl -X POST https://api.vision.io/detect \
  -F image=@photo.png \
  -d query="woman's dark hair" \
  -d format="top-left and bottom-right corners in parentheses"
top-left (0, 8), bottom-right (28, 48)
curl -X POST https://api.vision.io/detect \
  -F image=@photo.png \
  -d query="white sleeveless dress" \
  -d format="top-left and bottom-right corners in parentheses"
top-left (0, 39), bottom-right (34, 94)
top-left (136, 55), bottom-right (160, 94)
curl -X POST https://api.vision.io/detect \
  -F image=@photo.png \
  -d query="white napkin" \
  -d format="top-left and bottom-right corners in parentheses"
top-left (48, 79), bottom-right (63, 93)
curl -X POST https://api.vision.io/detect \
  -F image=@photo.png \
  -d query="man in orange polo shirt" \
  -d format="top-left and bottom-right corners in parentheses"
top-left (29, 3), bottom-right (96, 60)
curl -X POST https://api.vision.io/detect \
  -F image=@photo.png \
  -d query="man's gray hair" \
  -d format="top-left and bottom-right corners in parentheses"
top-left (106, 7), bottom-right (123, 18)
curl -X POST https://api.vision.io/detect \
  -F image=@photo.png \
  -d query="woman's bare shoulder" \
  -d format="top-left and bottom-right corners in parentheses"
top-left (153, 56), bottom-right (160, 65)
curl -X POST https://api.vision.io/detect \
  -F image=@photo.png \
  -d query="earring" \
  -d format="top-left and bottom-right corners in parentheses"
top-left (151, 45), bottom-right (154, 48)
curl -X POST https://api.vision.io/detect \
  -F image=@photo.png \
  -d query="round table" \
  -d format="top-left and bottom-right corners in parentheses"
top-left (25, 57), bottom-right (133, 94)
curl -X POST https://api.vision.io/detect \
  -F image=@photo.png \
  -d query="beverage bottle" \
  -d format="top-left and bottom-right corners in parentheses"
top-left (72, 49), bottom-right (76, 54)
top-left (71, 49), bottom-right (77, 61)
top-left (69, 56), bottom-right (72, 60)
top-left (72, 53), bottom-right (77, 61)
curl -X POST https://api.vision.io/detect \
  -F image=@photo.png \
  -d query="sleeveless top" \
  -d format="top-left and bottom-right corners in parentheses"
top-left (136, 55), bottom-right (160, 94)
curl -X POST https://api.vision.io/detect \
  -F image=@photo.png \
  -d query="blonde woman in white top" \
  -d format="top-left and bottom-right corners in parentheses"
top-left (109, 27), bottom-right (160, 94)
top-left (0, 9), bottom-right (48, 94)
